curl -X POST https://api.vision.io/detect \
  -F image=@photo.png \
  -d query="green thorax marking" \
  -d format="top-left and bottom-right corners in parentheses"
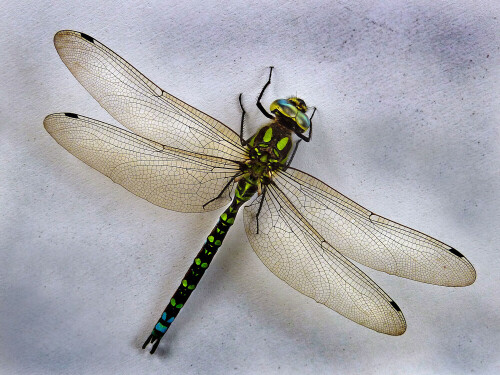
top-left (277, 137), bottom-right (289, 150)
top-left (263, 127), bottom-right (273, 142)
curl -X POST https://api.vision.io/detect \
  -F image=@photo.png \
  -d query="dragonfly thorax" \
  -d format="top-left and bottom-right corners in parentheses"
top-left (241, 123), bottom-right (293, 187)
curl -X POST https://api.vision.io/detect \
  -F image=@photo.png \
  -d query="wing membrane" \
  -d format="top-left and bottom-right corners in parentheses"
top-left (44, 113), bottom-right (240, 212)
top-left (244, 185), bottom-right (406, 335)
top-left (273, 168), bottom-right (476, 286)
top-left (53, 30), bottom-right (246, 161)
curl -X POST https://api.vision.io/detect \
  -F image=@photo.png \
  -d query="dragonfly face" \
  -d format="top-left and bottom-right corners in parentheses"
top-left (270, 97), bottom-right (311, 134)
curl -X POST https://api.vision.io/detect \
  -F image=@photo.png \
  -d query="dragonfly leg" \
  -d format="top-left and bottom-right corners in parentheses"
top-left (283, 140), bottom-right (302, 171)
top-left (256, 67), bottom-right (275, 120)
top-left (202, 172), bottom-right (241, 209)
top-left (296, 107), bottom-right (316, 142)
top-left (255, 185), bottom-right (267, 234)
top-left (238, 93), bottom-right (251, 146)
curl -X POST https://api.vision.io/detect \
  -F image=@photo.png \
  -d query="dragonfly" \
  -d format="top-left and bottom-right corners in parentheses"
top-left (44, 30), bottom-right (476, 355)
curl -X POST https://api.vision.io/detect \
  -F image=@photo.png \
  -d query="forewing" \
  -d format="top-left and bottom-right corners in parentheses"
top-left (53, 30), bottom-right (246, 161)
top-left (44, 113), bottom-right (240, 213)
top-left (274, 168), bottom-right (476, 286)
top-left (243, 185), bottom-right (406, 336)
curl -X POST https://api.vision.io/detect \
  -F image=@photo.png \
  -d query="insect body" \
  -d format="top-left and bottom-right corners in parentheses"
top-left (44, 31), bottom-right (476, 355)
top-left (142, 97), bottom-right (312, 353)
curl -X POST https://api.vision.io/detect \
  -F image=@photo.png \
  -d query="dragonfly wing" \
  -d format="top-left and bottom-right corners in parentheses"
top-left (243, 184), bottom-right (407, 336)
top-left (53, 30), bottom-right (246, 161)
top-left (273, 168), bottom-right (476, 286)
top-left (44, 113), bottom-right (240, 213)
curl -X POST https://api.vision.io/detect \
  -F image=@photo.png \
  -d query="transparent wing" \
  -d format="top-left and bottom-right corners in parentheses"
top-left (243, 185), bottom-right (407, 335)
top-left (53, 30), bottom-right (246, 161)
top-left (273, 168), bottom-right (476, 286)
top-left (44, 113), bottom-right (241, 213)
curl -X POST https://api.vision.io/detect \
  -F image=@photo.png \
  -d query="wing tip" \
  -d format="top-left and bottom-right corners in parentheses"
top-left (53, 30), bottom-right (72, 44)
top-left (44, 113), bottom-right (81, 134)
top-left (390, 326), bottom-right (407, 336)
top-left (462, 266), bottom-right (477, 287)
top-left (54, 30), bottom-right (95, 46)
top-left (43, 113), bottom-right (56, 132)
top-left (369, 311), bottom-right (406, 336)
top-left (389, 300), bottom-right (407, 336)
top-left (447, 248), bottom-right (477, 287)
top-left (386, 321), bottom-right (407, 336)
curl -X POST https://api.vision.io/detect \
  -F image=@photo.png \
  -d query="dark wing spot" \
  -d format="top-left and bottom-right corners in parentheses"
top-left (80, 33), bottom-right (95, 43)
top-left (390, 300), bottom-right (401, 312)
top-left (448, 247), bottom-right (464, 257)
top-left (64, 113), bottom-right (79, 118)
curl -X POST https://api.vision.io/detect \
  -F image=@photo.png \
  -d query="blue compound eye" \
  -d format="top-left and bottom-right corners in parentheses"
top-left (295, 111), bottom-right (310, 132)
top-left (281, 102), bottom-right (298, 117)
top-left (270, 99), bottom-right (297, 117)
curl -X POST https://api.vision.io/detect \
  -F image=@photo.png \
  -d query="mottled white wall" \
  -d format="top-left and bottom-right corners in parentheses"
top-left (1, 1), bottom-right (498, 374)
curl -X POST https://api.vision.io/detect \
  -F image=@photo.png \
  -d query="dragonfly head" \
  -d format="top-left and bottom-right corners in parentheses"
top-left (270, 97), bottom-right (310, 134)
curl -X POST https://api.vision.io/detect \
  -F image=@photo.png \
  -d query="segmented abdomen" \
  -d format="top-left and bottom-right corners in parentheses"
top-left (144, 179), bottom-right (257, 353)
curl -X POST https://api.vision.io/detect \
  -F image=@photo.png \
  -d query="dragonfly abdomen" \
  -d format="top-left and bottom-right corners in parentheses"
top-left (143, 179), bottom-right (257, 354)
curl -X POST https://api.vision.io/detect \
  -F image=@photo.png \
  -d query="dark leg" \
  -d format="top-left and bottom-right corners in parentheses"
top-left (256, 67), bottom-right (275, 119)
top-left (310, 106), bottom-right (317, 121)
top-left (238, 93), bottom-right (250, 146)
top-left (296, 107), bottom-right (316, 142)
top-left (255, 186), bottom-right (267, 234)
top-left (283, 140), bottom-right (302, 171)
top-left (202, 172), bottom-right (240, 209)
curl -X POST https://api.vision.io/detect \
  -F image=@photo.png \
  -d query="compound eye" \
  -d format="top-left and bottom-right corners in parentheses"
top-left (270, 99), bottom-right (298, 118)
top-left (282, 103), bottom-right (298, 117)
top-left (270, 99), bottom-right (285, 113)
top-left (295, 112), bottom-right (310, 132)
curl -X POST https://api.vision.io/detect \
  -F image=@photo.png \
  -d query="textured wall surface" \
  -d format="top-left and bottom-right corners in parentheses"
top-left (1, 1), bottom-right (499, 374)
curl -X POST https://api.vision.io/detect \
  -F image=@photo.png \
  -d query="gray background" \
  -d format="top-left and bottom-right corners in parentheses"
top-left (1, 1), bottom-right (499, 374)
